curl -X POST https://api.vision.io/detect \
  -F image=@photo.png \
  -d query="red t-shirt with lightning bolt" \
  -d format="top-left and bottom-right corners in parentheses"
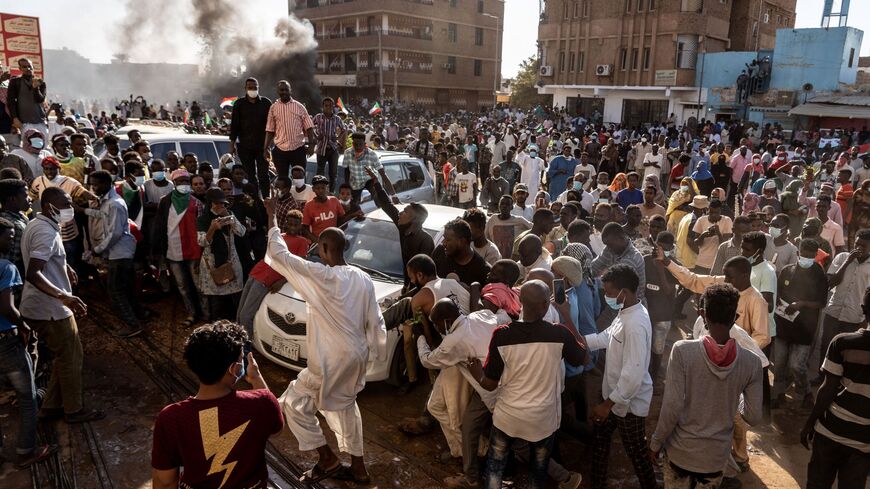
top-left (152, 389), bottom-right (283, 489)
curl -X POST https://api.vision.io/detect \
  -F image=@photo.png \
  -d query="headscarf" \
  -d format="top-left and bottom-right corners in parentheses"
top-left (481, 283), bottom-right (521, 318)
top-left (741, 192), bottom-right (761, 215)
top-left (666, 177), bottom-right (696, 218)
top-left (608, 173), bottom-right (628, 192)
top-left (778, 179), bottom-right (800, 218)
top-left (21, 128), bottom-right (45, 155)
top-left (552, 256), bottom-right (586, 288)
top-left (643, 174), bottom-right (666, 206)
top-left (691, 160), bottom-right (713, 181)
top-left (41, 155), bottom-right (61, 168)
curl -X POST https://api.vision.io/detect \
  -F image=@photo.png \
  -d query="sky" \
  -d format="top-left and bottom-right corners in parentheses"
top-left (4, 0), bottom-right (868, 79)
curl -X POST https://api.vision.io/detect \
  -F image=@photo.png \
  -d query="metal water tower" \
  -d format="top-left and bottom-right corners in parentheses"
top-left (821, 0), bottom-right (850, 28)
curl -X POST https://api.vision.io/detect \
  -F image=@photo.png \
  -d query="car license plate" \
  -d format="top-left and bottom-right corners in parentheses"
top-left (271, 336), bottom-right (300, 362)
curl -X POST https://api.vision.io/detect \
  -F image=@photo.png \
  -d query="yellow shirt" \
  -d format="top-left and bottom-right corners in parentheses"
top-left (59, 157), bottom-right (86, 184)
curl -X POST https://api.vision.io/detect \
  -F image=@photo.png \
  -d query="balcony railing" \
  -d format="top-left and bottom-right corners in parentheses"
top-left (318, 26), bottom-right (433, 41)
top-left (299, 0), bottom-right (434, 9)
top-left (317, 59), bottom-right (433, 74)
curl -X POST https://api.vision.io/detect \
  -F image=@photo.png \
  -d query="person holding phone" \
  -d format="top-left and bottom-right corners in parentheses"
top-left (8, 58), bottom-right (47, 136)
top-left (196, 188), bottom-right (246, 321)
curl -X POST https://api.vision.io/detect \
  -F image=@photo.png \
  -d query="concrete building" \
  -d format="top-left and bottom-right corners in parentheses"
top-left (292, 0), bottom-right (504, 111)
top-left (535, 0), bottom-right (796, 126)
top-left (697, 26), bottom-right (864, 129)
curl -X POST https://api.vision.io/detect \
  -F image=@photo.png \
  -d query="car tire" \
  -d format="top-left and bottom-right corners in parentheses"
top-left (386, 335), bottom-right (407, 387)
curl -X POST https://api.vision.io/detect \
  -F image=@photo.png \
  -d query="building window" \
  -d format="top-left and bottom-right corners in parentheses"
top-left (344, 53), bottom-right (357, 71)
top-left (637, 0), bottom-right (643, 12)
top-left (776, 14), bottom-right (782, 24)
top-left (620, 48), bottom-right (628, 70)
top-left (448, 23), bottom-right (457, 42)
top-left (475, 27), bottom-right (484, 45)
top-left (579, 51), bottom-right (585, 71)
top-left (569, 52), bottom-right (576, 71)
top-left (680, 0), bottom-right (702, 12)
top-left (625, 0), bottom-right (631, 13)
top-left (676, 34), bottom-right (699, 69)
top-left (849, 48), bottom-right (855, 68)
top-left (573, 1), bottom-right (580, 17)
top-left (474, 59), bottom-right (482, 76)
top-left (631, 48), bottom-right (639, 70)
top-left (643, 47), bottom-right (650, 70)
top-left (478, 0), bottom-right (484, 13)
top-left (447, 56), bottom-right (456, 74)
top-left (450, 0), bottom-right (458, 7)
top-left (763, 10), bottom-right (770, 23)
top-left (648, 0), bottom-right (655, 10)
top-left (583, 0), bottom-right (590, 16)
top-left (559, 51), bottom-right (566, 72)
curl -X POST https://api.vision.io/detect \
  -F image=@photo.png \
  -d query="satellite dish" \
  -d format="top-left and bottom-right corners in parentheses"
top-left (803, 83), bottom-right (814, 92)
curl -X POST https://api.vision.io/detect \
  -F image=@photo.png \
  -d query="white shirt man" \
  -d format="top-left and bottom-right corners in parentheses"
top-left (518, 151), bottom-right (544, 205)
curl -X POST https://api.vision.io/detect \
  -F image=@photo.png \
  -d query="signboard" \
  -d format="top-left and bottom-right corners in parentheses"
top-left (0, 13), bottom-right (42, 78)
top-left (315, 74), bottom-right (358, 87)
top-left (654, 69), bottom-right (677, 86)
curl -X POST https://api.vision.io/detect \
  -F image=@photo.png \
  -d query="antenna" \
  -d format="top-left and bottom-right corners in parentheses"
top-left (821, 0), bottom-right (850, 28)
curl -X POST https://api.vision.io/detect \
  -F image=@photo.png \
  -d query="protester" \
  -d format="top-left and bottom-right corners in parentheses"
top-left (432, 218), bottom-right (491, 286)
top-left (463, 208), bottom-right (501, 266)
top-left (264, 81), bottom-right (315, 177)
top-left (7, 58), bottom-right (47, 135)
top-left (265, 197), bottom-right (385, 484)
top-left (485, 195), bottom-right (531, 259)
top-left (151, 320), bottom-right (283, 489)
top-left (230, 77), bottom-right (272, 197)
top-left (197, 188), bottom-right (246, 321)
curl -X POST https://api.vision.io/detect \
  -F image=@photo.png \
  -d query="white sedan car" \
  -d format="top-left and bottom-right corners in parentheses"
top-left (252, 204), bottom-right (464, 383)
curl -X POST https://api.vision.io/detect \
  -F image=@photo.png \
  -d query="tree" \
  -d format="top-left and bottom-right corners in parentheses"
top-left (509, 56), bottom-right (550, 109)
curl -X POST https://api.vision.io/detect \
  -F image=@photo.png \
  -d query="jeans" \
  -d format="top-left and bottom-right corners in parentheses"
top-left (807, 433), bottom-right (870, 489)
top-left (24, 316), bottom-right (83, 414)
top-left (107, 259), bottom-right (140, 328)
top-left (272, 146), bottom-right (307, 179)
top-left (238, 146), bottom-right (271, 198)
top-left (237, 279), bottom-right (268, 337)
top-left (772, 337), bottom-right (811, 398)
top-left (0, 335), bottom-right (37, 454)
top-left (316, 148), bottom-right (340, 193)
top-left (485, 425), bottom-right (555, 489)
top-left (663, 453), bottom-right (723, 489)
top-left (168, 259), bottom-right (202, 318)
top-left (652, 321), bottom-right (672, 355)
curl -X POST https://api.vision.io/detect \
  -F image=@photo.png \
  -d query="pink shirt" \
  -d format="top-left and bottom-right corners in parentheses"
top-left (265, 98), bottom-right (314, 151)
top-left (729, 152), bottom-right (753, 184)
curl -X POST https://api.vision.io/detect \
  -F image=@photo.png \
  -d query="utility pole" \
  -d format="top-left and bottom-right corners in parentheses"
top-left (378, 27), bottom-right (384, 100)
top-left (394, 48), bottom-right (399, 102)
top-left (483, 13), bottom-right (501, 109)
top-left (697, 38), bottom-right (705, 121)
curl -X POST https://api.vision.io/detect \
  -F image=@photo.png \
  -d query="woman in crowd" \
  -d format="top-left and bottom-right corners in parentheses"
top-left (196, 187), bottom-right (246, 321)
top-left (665, 176), bottom-right (696, 232)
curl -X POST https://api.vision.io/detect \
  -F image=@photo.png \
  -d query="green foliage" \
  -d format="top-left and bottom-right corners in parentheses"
top-left (509, 56), bottom-right (549, 109)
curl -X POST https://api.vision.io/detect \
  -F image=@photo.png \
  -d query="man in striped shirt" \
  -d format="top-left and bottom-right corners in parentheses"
top-left (801, 286), bottom-right (870, 489)
top-left (263, 81), bottom-right (315, 180)
top-left (313, 98), bottom-right (345, 193)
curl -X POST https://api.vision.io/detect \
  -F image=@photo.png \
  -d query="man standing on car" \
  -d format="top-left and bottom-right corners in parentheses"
top-left (265, 196), bottom-right (386, 485)
top-left (344, 132), bottom-right (399, 206)
top-left (8, 58), bottom-right (47, 136)
top-left (229, 77), bottom-right (272, 198)
top-left (264, 80), bottom-right (315, 180)
top-left (313, 98), bottom-right (345, 194)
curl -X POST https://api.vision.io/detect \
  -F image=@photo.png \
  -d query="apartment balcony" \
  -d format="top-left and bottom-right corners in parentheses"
top-left (298, 0), bottom-right (434, 9)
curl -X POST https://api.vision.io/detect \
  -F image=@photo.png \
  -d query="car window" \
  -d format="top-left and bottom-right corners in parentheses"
top-left (308, 218), bottom-right (403, 279)
top-left (401, 161), bottom-right (426, 192)
top-left (150, 142), bottom-right (177, 162)
top-left (305, 158), bottom-right (346, 187)
top-left (215, 140), bottom-right (230, 156)
top-left (383, 162), bottom-right (405, 192)
top-left (180, 142), bottom-right (219, 169)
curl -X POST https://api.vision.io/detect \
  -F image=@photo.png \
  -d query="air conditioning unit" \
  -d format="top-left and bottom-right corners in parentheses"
top-left (539, 65), bottom-right (554, 76)
top-left (596, 64), bottom-right (612, 76)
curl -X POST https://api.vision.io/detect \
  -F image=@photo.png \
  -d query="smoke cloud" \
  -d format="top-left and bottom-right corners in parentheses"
top-left (63, 0), bottom-right (320, 107)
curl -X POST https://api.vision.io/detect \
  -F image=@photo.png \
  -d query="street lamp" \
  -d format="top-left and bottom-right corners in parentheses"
top-left (482, 13), bottom-right (500, 109)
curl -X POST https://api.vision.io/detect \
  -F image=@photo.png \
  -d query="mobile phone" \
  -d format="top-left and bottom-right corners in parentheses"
top-left (554, 278), bottom-right (566, 304)
top-left (242, 340), bottom-right (252, 372)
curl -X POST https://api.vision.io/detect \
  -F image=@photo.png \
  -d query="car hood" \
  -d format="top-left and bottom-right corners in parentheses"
top-left (265, 276), bottom-right (405, 321)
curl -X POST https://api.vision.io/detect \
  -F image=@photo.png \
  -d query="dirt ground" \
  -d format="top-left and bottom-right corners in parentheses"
top-left (0, 284), bottom-right (813, 489)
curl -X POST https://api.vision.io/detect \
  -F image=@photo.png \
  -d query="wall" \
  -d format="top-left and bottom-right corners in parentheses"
top-left (770, 27), bottom-right (863, 91)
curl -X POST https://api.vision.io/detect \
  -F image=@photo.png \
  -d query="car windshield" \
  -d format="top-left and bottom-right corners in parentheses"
top-left (306, 216), bottom-right (437, 280)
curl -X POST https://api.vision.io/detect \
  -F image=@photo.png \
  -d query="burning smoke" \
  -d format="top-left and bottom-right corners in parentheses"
top-left (112, 0), bottom-right (321, 107)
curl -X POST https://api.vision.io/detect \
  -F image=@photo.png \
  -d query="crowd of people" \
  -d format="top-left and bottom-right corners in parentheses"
top-left (0, 55), bottom-right (869, 489)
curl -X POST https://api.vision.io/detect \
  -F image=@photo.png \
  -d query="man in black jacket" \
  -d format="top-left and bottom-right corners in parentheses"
top-left (7, 58), bottom-right (47, 135)
top-left (229, 77), bottom-right (272, 198)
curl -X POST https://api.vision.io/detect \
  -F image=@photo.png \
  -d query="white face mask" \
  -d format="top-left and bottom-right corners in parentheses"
top-left (175, 185), bottom-right (191, 194)
top-left (340, 198), bottom-right (351, 206)
top-left (134, 176), bottom-right (145, 186)
top-left (292, 178), bottom-right (305, 188)
top-left (247, 90), bottom-right (259, 98)
top-left (769, 226), bottom-right (783, 238)
top-left (50, 205), bottom-right (75, 224)
top-left (597, 183), bottom-right (608, 191)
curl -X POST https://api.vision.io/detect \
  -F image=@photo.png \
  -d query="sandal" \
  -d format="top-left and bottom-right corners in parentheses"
top-left (15, 444), bottom-right (58, 469)
top-left (65, 408), bottom-right (106, 424)
top-left (299, 462), bottom-right (348, 484)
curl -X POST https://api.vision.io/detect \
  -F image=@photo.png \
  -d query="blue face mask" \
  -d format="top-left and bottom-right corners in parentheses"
top-left (529, 151), bottom-right (538, 158)
top-left (152, 171), bottom-right (165, 181)
top-left (573, 181), bottom-right (583, 191)
top-left (31, 138), bottom-right (45, 149)
top-left (797, 256), bottom-right (815, 269)
top-left (604, 290), bottom-right (624, 310)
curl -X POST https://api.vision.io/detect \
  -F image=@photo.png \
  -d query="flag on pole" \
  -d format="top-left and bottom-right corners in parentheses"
top-left (336, 97), bottom-right (350, 114)
top-left (204, 112), bottom-right (212, 126)
top-left (220, 97), bottom-right (237, 109)
top-left (368, 102), bottom-right (382, 116)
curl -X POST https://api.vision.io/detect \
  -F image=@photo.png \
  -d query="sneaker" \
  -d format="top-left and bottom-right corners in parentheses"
top-left (720, 476), bottom-right (743, 489)
top-left (444, 474), bottom-right (481, 488)
top-left (559, 472), bottom-right (583, 489)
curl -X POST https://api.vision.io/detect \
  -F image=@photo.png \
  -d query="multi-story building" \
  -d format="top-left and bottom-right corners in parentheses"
top-left (292, 0), bottom-right (504, 111)
top-left (536, 0), bottom-right (796, 126)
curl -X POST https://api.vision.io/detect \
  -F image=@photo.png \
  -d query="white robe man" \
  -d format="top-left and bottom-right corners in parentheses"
top-left (265, 200), bottom-right (386, 484)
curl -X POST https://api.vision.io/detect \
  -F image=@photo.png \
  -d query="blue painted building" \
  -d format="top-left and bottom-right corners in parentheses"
top-left (696, 26), bottom-right (864, 128)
